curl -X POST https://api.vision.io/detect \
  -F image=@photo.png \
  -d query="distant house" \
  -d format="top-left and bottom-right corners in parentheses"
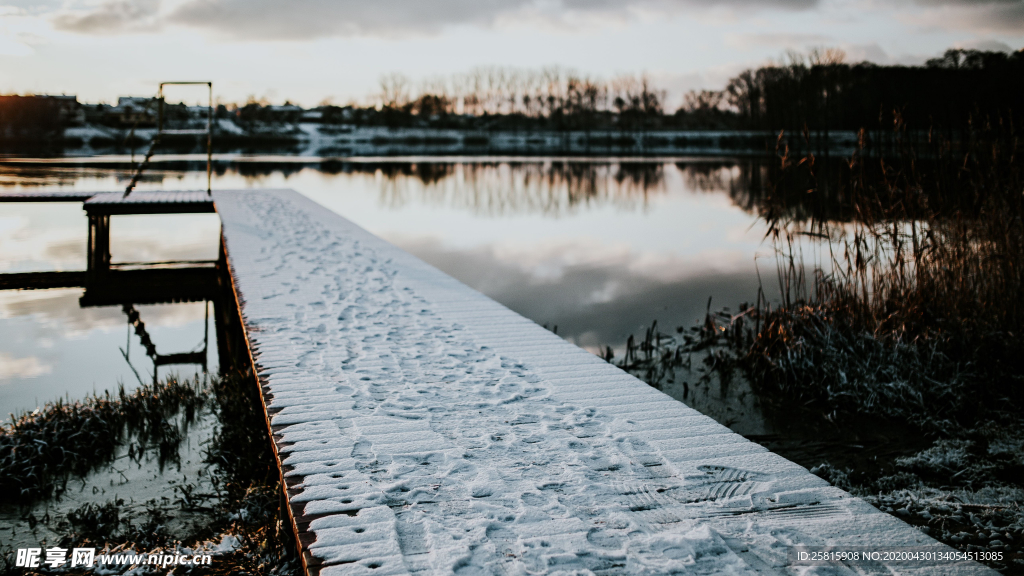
top-left (265, 104), bottom-right (303, 123)
top-left (108, 97), bottom-right (158, 127)
top-left (320, 105), bottom-right (355, 124)
top-left (39, 95), bottom-right (86, 126)
top-left (300, 109), bottom-right (324, 123)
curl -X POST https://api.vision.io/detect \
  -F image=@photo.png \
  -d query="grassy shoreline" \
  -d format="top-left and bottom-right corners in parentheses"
top-left (0, 373), bottom-right (298, 575)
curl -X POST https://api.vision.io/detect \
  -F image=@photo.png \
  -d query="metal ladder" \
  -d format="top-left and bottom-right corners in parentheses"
top-left (124, 81), bottom-right (213, 197)
top-left (121, 303), bottom-right (210, 384)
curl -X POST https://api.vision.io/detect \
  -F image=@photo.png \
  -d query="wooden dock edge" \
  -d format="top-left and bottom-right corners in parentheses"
top-left (215, 222), bottom-right (311, 573)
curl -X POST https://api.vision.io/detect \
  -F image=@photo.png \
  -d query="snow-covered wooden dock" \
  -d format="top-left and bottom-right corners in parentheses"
top-left (214, 189), bottom-right (992, 576)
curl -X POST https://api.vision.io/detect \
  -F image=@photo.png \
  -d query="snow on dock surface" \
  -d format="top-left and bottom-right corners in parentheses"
top-left (214, 189), bottom-right (993, 576)
top-left (85, 190), bottom-right (215, 214)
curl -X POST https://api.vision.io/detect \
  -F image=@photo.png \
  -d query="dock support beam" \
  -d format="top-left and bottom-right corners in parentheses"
top-left (87, 214), bottom-right (111, 275)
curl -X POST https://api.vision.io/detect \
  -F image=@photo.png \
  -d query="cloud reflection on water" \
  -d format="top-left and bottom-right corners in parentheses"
top-left (0, 289), bottom-right (215, 417)
top-left (0, 353), bottom-right (51, 380)
top-left (397, 235), bottom-right (776, 351)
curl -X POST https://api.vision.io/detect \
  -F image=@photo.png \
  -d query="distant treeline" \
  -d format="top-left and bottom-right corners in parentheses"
top-left (354, 49), bottom-right (1022, 131)
top-left (0, 95), bottom-right (67, 150)
top-left (724, 48), bottom-right (1024, 131)
top-left (358, 68), bottom-right (667, 131)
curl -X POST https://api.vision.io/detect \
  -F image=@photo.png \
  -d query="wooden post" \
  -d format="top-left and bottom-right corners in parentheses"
top-left (207, 81), bottom-right (213, 195)
top-left (87, 214), bottom-right (111, 274)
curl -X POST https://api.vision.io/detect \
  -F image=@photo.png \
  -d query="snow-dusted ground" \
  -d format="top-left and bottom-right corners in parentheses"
top-left (215, 189), bottom-right (993, 575)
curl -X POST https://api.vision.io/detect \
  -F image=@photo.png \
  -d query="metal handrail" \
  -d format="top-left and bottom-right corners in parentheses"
top-left (124, 81), bottom-right (213, 198)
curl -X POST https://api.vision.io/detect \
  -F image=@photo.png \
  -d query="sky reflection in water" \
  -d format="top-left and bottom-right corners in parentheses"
top-left (0, 160), bottom-right (778, 417)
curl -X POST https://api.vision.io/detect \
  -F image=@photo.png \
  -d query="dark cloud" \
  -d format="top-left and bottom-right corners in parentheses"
top-left (562, 0), bottom-right (818, 10)
top-left (167, 0), bottom-right (820, 40)
top-left (961, 38), bottom-right (1016, 51)
top-left (914, 0), bottom-right (1019, 5)
top-left (966, 3), bottom-right (1024, 32)
top-left (52, 0), bottom-right (160, 34)
top-left (169, 0), bottom-right (535, 40)
top-left (42, 0), bottom-right (1024, 40)
top-left (913, 0), bottom-right (1024, 32)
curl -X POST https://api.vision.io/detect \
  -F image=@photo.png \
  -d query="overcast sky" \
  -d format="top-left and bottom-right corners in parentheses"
top-left (0, 0), bottom-right (1021, 108)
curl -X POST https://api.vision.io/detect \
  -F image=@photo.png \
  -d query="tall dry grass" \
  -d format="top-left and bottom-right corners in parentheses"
top-left (615, 116), bottom-right (1024, 433)
top-left (734, 116), bottom-right (1022, 430)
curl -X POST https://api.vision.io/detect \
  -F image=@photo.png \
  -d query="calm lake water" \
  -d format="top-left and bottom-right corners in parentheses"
top-left (1, 157), bottom-right (935, 555)
top-left (0, 158), bottom-right (779, 420)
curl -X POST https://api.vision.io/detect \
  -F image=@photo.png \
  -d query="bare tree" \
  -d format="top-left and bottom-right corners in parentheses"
top-left (683, 90), bottom-right (724, 113)
top-left (379, 72), bottom-right (411, 109)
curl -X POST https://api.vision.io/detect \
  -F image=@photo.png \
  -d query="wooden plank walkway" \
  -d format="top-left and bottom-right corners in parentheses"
top-left (0, 190), bottom-right (96, 202)
top-left (85, 190), bottom-right (214, 215)
top-left (0, 190), bottom-right (215, 214)
top-left (213, 188), bottom-right (990, 575)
